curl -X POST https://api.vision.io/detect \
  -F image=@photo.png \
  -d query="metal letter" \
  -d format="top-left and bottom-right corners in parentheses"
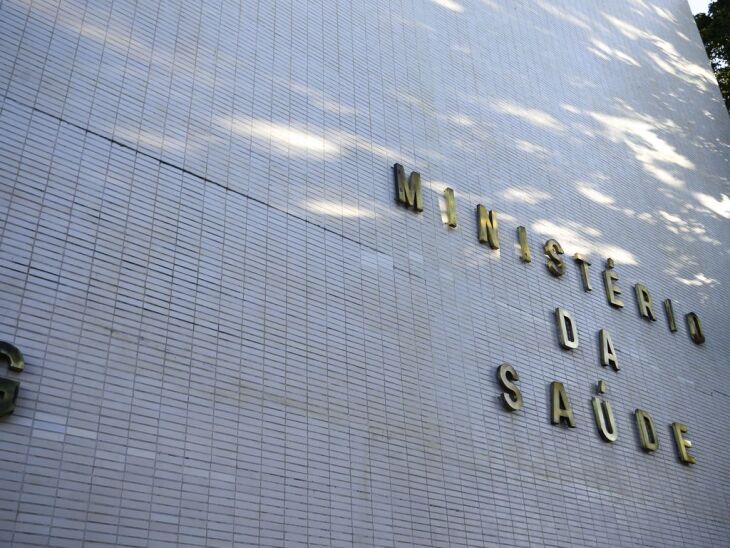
top-left (634, 283), bottom-right (657, 321)
top-left (393, 163), bottom-right (423, 211)
top-left (544, 239), bottom-right (565, 277)
top-left (573, 253), bottom-right (591, 291)
top-left (517, 226), bottom-right (531, 263)
top-left (591, 381), bottom-right (617, 442)
top-left (599, 329), bottom-right (619, 370)
top-left (672, 422), bottom-right (696, 464)
top-left (476, 205), bottom-right (500, 249)
top-left (0, 378), bottom-right (20, 418)
top-left (0, 341), bottom-right (24, 417)
top-left (497, 363), bottom-right (523, 412)
top-left (664, 299), bottom-right (678, 333)
top-left (444, 187), bottom-right (457, 227)
top-left (635, 409), bottom-right (658, 452)
top-left (0, 341), bottom-right (25, 372)
top-left (555, 308), bottom-right (579, 349)
top-left (686, 312), bottom-right (705, 344)
top-left (550, 381), bottom-right (576, 427)
top-left (602, 258), bottom-right (624, 308)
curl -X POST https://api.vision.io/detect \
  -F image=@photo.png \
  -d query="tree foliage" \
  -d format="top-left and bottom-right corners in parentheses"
top-left (695, 0), bottom-right (730, 112)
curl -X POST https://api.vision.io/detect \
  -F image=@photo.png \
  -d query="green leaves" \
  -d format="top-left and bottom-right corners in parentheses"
top-left (695, 0), bottom-right (730, 111)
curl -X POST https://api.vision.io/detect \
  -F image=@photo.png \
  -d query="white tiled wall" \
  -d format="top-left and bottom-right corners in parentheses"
top-left (1, 0), bottom-right (728, 546)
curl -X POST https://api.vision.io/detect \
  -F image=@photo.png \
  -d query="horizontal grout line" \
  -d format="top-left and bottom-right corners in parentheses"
top-left (1, 95), bottom-right (419, 275)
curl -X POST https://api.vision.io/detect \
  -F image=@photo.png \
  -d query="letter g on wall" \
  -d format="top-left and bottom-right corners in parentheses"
top-left (0, 341), bottom-right (24, 418)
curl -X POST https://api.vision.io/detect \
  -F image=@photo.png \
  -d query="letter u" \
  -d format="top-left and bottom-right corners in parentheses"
top-left (592, 397), bottom-right (618, 442)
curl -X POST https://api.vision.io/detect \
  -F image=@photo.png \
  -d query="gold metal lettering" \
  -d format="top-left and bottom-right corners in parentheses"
top-left (599, 329), bottom-right (619, 370)
top-left (634, 283), bottom-right (657, 321)
top-left (497, 363), bottom-right (523, 412)
top-left (0, 377), bottom-right (20, 417)
top-left (550, 381), bottom-right (576, 427)
top-left (444, 187), bottom-right (457, 227)
top-left (573, 254), bottom-right (591, 291)
top-left (517, 226), bottom-right (531, 263)
top-left (591, 381), bottom-right (617, 442)
top-left (0, 341), bottom-right (25, 372)
top-left (602, 258), bottom-right (624, 308)
top-left (393, 163), bottom-right (423, 211)
top-left (635, 409), bottom-right (658, 452)
top-left (686, 312), bottom-right (705, 344)
top-left (0, 341), bottom-right (24, 417)
top-left (555, 308), bottom-right (579, 349)
top-left (664, 299), bottom-right (677, 333)
top-left (544, 239), bottom-right (565, 276)
top-left (476, 205), bottom-right (500, 249)
top-left (672, 422), bottom-right (696, 464)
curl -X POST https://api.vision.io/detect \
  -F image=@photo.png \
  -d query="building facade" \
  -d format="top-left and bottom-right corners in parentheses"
top-left (0, 0), bottom-right (729, 545)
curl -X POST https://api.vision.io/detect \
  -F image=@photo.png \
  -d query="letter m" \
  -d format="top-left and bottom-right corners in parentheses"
top-left (394, 163), bottom-right (423, 211)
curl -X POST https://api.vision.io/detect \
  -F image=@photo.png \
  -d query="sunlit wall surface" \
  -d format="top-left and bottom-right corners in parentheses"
top-left (0, 0), bottom-right (728, 546)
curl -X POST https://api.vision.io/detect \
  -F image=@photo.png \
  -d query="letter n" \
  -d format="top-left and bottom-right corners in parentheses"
top-left (394, 163), bottom-right (423, 211)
